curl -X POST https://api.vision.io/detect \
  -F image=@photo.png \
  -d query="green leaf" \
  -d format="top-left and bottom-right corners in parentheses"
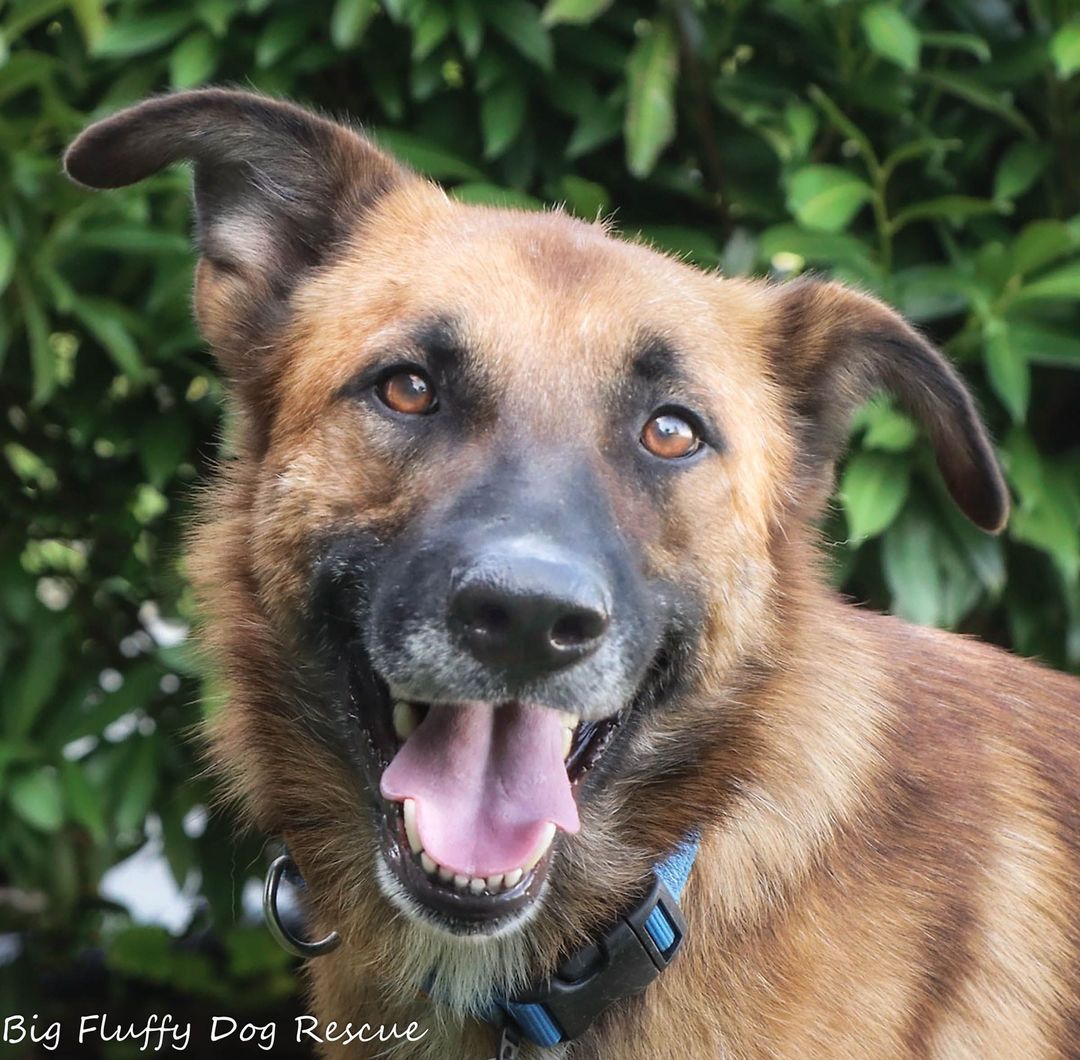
top-left (787, 166), bottom-right (874, 233)
top-left (860, 3), bottom-right (921, 73)
top-left (411, 4), bottom-right (451, 60)
top-left (883, 504), bottom-right (982, 628)
top-left (891, 195), bottom-right (1005, 232)
top-left (71, 297), bottom-right (144, 380)
top-left (371, 129), bottom-right (485, 181)
top-left (451, 183), bottom-right (543, 209)
top-left (169, 30), bottom-right (217, 89)
top-left (807, 85), bottom-right (876, 166)
top-left (983, 321), bottom-right (1029, 423)
top-left (330, 0), bottom-right (377, 48)
top-left (254, 11), bottom-right (307, 68)
top-left (485, 0), bottom-right (553, 70)
top-left (115, 736), bottom-right (159, 836)
top-left (1011, 498), bottom-right (1080, 584)
top-left (839, 451), bottom-right (912, 543)
top-left (481, 79), bottom-right (527, 159)
top-left (1010, 260), bottom-right (1080, 305)
top-left (16, 275), bottom-right (55, 405)
top-left (1008, 320), bottom-right (1080, 368)
top-left (918, 71), bottom-right (1035, 137)
top-left (759, 224), bottom-right (871, 270)
top-left (6, 624), bottom-right (66, 739)
top-left (139, 416), bottom-right (193, 488)
top-left (1010, 220), bottom-right (1077, 276)
top-left (566, 95), bottom-right (622, 158)
top-left (0, 224), bottom-right (14, 294)
top-left (93, 11), bottom-right (192, 58)
top-left (891, 264), bottom-right (972, 321)
top-left (62, 761), bottom-right (107, 844)
top-left (453, 0), bottom-right (484, 59)
top-left (1050, 22), bottom-right (1080, 79)
top-left (624, 19), bottom-right (678, 178)
top-left (994, 141), bottom-right (1050, 203)
top-left (919, 30), bottom-right (991, 63)
top-left (856, 399), bottom-right (919, 452)
top-left (636, 226), bottom-right (719, 266)
top-left (557, 174), bottom-right (610, 219)
top-left (542, 0), bottom-right (611, 26)
top-left (9, 768), bottom-right (64, 833)
top-left (71, 0), bottom-right (108, 49)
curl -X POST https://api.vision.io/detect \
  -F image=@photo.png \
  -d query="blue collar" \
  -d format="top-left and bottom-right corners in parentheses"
top-left (480, 832), bottom-right (700, 1054)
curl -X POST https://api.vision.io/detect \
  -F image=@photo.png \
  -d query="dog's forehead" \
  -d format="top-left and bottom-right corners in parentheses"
top-left (285, 186), bottom-right (774, 416)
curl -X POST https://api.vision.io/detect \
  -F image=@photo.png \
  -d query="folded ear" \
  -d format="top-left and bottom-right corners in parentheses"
top-left (772, 279), bottom-right (1009, 533)
top-left (64, 88), bottom-right (410, 363)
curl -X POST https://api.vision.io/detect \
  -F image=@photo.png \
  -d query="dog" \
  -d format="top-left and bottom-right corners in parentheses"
top-left (65, 89), bottom-right (1080, 1059)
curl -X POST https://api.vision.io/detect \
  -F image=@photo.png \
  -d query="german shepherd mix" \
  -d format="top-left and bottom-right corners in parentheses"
top-left (66, 91), bottom-right (1080, 1059)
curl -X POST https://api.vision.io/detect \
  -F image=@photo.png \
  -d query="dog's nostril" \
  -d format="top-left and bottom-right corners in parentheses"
top-left (550, 609), bottom-right (607, 650)
top-left (472, 601), bottom-right (510, 638)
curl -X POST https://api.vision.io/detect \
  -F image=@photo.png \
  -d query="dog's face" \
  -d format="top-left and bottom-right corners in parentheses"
top-left (66, 91), bottom-right (1008, 939)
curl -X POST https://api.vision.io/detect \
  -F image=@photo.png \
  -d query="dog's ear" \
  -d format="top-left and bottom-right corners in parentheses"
top-left (64, 89), bottom-right (409, 363)
top-left (771, 279), bottom-right (1009, 533)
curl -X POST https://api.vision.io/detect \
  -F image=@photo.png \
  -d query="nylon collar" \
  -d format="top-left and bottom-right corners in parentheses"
top-left (480, 832), bottom-right (700, 1054)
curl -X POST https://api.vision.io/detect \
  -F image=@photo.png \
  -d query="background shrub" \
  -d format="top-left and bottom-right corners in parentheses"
top-left (1, 0), bottom-right (1078, 1044)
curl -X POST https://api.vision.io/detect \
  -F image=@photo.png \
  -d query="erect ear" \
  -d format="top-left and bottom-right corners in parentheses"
top-left (772, 279), bottom-right (1009, 533)
top-left (64, 88), bottom-right (410, 364)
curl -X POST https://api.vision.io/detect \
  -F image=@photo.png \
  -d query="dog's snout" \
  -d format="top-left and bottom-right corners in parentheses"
top-left (449, 550), bottom-right (611, 677)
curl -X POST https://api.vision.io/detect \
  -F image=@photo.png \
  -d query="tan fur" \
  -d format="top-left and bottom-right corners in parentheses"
top-left (66, 92), bottom-right (1080, 1059)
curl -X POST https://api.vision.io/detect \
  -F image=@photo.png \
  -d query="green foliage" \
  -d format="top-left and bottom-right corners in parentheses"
top-left (1, 0), bottom-right (1079, 1016)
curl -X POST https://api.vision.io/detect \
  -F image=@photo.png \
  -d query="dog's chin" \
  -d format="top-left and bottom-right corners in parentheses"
top-left (347, 662), bottom-right (625, 938)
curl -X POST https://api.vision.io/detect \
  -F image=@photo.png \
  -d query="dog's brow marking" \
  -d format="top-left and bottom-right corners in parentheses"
top-left (632, 333), bottom-right (682, 385)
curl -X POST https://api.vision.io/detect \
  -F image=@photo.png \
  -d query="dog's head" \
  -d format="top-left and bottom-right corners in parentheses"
top-left (66, 91), bottom-right (1008, 941)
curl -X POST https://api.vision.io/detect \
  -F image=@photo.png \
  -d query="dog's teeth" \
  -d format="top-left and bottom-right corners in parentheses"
top-left (486, 873), bottom-right (504, 890)
top-left (562, 726), bottom-right (573, 760)
top-left (557, 710), bottom-right (579, 728)
top-left (453, 874), bottom-right (469, 890)
top-left (393, 701), bottom-right (419, 740)
top-left (420, 852), bottom-right (437, 875)
top-left (502, 867), bottom-right (523, 889)
top-left (523, 823), bottom-right (557, 872)
top-left (402, 798), bottom-right (422, 854)
top-left (438, 866), bottom-right (454, 883)
top-left (469, 876), bottom-right (486, 894)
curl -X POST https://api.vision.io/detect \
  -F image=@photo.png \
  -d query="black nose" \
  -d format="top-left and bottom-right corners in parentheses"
top-left (448, 548), bottom-right (611, 677)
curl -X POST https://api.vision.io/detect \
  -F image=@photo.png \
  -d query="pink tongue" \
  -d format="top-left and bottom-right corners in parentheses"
top-left (380, 702), bottom-right (579, 878)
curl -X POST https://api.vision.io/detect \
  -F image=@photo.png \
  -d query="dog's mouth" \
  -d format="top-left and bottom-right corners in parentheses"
top-left (353, 668), bottom-right (621, 931)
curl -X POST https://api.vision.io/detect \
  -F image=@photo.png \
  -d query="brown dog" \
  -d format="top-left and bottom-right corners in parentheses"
top-left (66, 90), bottom-right (1080, 1059)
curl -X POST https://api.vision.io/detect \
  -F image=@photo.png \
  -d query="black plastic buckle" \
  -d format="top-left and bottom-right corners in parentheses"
top-left (511, 872), bottom-right (688, 1043)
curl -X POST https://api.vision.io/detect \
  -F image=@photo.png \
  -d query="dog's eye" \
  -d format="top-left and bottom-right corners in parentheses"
top-left (377, 370), bottom-right (437, 415)
top-left (641, 410), bottom-right (701, 460)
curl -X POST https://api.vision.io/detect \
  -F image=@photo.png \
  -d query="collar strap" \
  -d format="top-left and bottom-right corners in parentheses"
top-left (488, 832), bottom-right (699, 1051)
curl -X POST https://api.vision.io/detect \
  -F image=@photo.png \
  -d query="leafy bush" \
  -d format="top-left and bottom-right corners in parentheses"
top-left (2, 0), bottom-right (1078, 1028)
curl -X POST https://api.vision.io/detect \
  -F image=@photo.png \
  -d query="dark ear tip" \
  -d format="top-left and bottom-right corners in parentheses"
top-left (953, 458), bottom-right (1010, 534)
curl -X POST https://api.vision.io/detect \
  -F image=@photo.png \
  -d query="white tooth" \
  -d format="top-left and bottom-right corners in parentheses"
top-left (523, 823), bottom-right (557, 872)
top-left (420, 852), bottom-right (437, 874)
top-left (557, 710), bottom-right (579, 728)
top-left (469, 877), bottom-right (486, 894)
top-left (453, 874), bottom-right (469, 890)
top-left (486, 874), bottom-right (504, 890)
top-left (562, 727), bottom-right (573, 760)
top-left (393, 701), bottom-right (418, 740)
top-left (502, 867), bottom-right (523, 889)
top-left (403, 798), bottom-right (422, 854)
top-left (438, 866), bottom-right (454, 883)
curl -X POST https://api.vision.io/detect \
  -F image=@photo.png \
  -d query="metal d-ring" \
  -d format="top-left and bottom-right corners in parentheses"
top-left (263, 853), bottom-right (342, 959)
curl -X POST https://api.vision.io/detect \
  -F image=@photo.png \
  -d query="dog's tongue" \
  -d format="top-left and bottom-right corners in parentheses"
top-left (380, 702), bottom-right (579, 878)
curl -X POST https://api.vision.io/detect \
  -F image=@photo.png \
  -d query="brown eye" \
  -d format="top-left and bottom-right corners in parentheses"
top-left (377, 370), bottom-right (437, 415)
top-left (641, 410), bottom-right (701, 460)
